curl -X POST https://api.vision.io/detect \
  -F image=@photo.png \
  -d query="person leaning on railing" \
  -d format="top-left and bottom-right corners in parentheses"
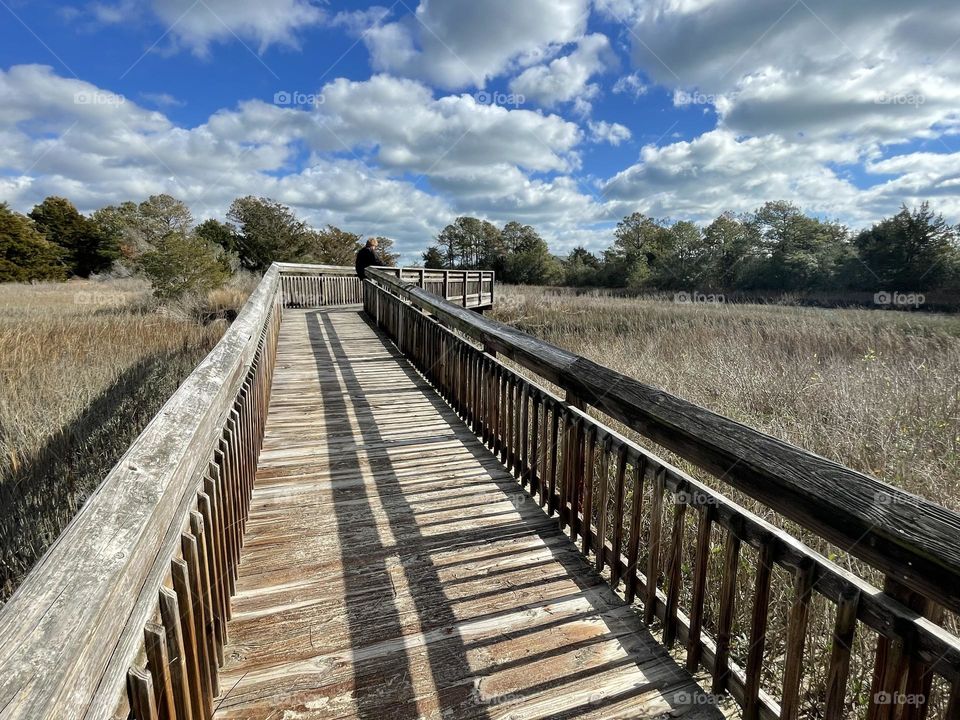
top-left (355, 237), bottom-right (382, 280)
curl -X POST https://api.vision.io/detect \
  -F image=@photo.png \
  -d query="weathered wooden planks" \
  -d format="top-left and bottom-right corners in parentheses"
top-left (212, 308), bottom-right (721, 720)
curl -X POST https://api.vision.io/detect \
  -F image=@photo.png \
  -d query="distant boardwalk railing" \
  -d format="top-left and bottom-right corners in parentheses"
top-left (277, 263), bottom-right (494, 309)
top-left (363, 266), bottom-right (960, 720)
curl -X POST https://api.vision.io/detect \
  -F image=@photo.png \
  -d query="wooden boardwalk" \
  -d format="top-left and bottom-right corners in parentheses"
top-left (213, 307), bottom-right (727, 720)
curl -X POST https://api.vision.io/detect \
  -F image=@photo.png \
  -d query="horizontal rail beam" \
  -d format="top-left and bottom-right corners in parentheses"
top-left (364, 267), bottom-right (960, 615)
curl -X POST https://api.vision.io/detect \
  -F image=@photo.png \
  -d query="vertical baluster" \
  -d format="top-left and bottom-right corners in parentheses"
top-left (128, 668), bottom-right (159, 720)
top-left (663, 487), bottom-right (688, 646)
top-left (568, 417), bottom-right (583, 542)
top-left (624, 457), bottom-right (646, 603)
top-left (487, 364), bottom-right (503, 455)
top-left (158, 587), bottom-right (194, 720)
top-left (144, 624), bottom-right (176, 720)
top-left (713, 523), bottom-right (742, 695)
top-left (609, 445), bottom-right (628, 588)
top-left (594, 436), bottom-right (612, 572)
top-left (643, 467), bottom-right (665, 625)
top-left (220, 436), bottom-right (241, 582)
top-left (182, 533), bottom-right (217, 702)
top-left (547, 405), bottom-right (560, 516)
top-left (557, 408), bottom-right (570, 531)
top-left (781, 560), bottom-right (815, 720)
top-left (480, 358), bottom-right (490, 446)
top-left (581, 426), bottom-right (597, 558)
top-left (171, 558), bottom-right (210, 720)
top-left (204, 469), bottom-right (231, 620)
top-left (213, 448), bottom-right (237, 594)
top-left (190, 510), bottom-right (222, 670)
top-left (530, 395), bottom-right (541, 500)
top-left (868, 577), bottom-right (924, 720)
top-left (497, 366), bottom-right (507, 463)
top-left (744, 537), bottom-right (774, 720)
top-left (685, 502), bottom-right (713, 671)
top-left (825, 587), bottom-right (859, 720)
top-left (520, 384), bottom-right (530, 487)
top-left (507, 375), bottom-right (516, 472)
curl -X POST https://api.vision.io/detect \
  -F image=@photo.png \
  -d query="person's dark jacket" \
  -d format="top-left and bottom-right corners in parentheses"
top-left (355, 246), bottom-right (381, 280)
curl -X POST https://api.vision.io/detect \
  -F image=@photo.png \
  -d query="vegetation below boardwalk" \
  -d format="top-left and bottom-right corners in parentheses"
top-left (492, 285), bottom-right (960, 717)
top-left (0, 279), bottom-right (251, 601)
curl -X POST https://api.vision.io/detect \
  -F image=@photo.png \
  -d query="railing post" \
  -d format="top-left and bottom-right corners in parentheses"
top-left (443, 271), bottom-right (450, 302)
top-left (462, 271), bottom-right (468, 307)
top-left (867, 575), bottom-right (940, 720)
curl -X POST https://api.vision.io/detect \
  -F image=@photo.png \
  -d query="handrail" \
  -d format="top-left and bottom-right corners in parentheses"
top-left (0, 266), bottom-right (283, 719)
top-left (364, 267), bottom-right (960, 615)
top-left (363, 268), bottom-right (960, 718)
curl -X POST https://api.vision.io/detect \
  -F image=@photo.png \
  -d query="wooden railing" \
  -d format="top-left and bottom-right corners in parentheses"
top-left (363, 267), bottom-right (960, 720)
top-left (377, 266), bottom-right (495, 308)
top-left (277, 263), bottom-right (495, 309)
top-left (0, 265), bottom-right (284, 720)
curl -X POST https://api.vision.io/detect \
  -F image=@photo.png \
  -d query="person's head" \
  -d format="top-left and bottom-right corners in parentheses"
top-left (366, 238), bottom-right (378, 250)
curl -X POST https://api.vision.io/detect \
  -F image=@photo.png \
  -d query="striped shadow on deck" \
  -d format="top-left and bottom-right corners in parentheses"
top-left (213, 307), bottom-right (729, 720)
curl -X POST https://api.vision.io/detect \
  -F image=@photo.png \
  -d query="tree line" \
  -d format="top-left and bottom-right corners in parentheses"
top-left (424, 201), bottom-right (960, 294)
top-left (0, 195), bottom-right (398, 298)
top-left (4, 194), bottom-right (959, 297)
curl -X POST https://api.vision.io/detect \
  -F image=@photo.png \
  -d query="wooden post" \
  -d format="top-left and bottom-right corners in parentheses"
top-left (825, 586), bottom-right (860, 720)
top-left (143, 623), bottom-right (176, 720)
top-left (158, 587), bottom-right (194, 720)
top-left (644, 468), bottom-right (665, 625)
top-left (713, 522), bottom-right (742, 695)
top-left (744, 538), bottom-right (774, 720)
top-left (685, 504), bottom-right (713, 671)
top-left (127, 668), bottom-right (159, 720)
top-left (781, 560), bottom-right (815, 720)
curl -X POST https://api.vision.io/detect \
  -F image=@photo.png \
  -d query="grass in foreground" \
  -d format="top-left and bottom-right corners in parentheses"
top-left (0, 278), bottom-right (251, 601)
top-left (491, 285), bottom-right (960, 718)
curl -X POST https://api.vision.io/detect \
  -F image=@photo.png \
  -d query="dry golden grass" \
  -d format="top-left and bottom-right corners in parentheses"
top-left (491, 285), bottom-right (960, 718)
top-left (0, 278), bottom-right (251, 600)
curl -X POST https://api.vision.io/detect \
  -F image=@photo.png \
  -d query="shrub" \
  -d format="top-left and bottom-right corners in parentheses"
top-left (138, 232), bottom-right (230, 300)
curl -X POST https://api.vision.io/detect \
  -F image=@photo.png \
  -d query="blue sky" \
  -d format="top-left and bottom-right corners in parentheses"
top-left (1, 0), bottom-right (959, 261)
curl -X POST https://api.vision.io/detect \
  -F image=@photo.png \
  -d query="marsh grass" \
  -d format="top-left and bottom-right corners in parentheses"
top-left (492, 285), bottom-right (960, 718)
top-left (0, 278), bottom-right (249, 600)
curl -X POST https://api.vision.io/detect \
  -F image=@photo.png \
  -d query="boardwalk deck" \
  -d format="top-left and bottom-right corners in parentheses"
top-left (212, 307), bottom-right (729, 720)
